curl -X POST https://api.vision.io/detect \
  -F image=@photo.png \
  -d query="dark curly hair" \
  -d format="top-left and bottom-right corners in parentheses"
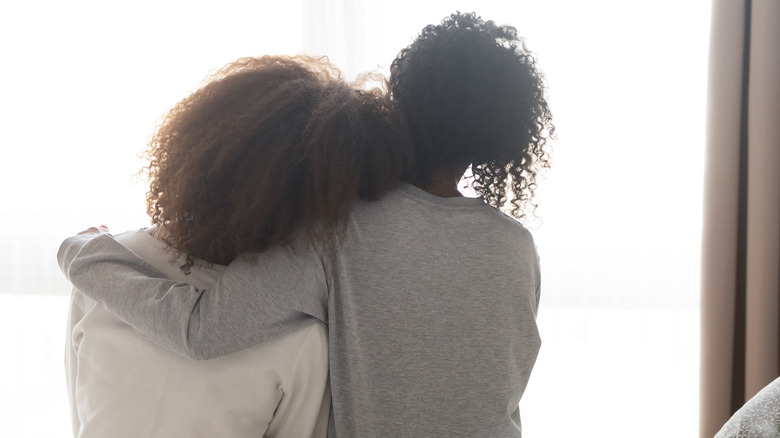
top-left (390, 12), bottom-right (553, 219)
top-left (142, 55), bottom-right (413, 270)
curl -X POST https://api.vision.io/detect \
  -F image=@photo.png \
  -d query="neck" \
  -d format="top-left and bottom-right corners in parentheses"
top-left (417, 171), bottom-right (463, 198)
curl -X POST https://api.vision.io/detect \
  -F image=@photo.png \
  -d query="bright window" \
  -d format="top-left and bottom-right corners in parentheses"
top-left (1, 1), bottom-right (709, 436)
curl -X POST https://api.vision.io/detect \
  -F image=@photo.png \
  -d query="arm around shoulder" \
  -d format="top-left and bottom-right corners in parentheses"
top-left (57, 232), bottom-right (209, 358)
top-left (56, 232), bottom-right (330, 360)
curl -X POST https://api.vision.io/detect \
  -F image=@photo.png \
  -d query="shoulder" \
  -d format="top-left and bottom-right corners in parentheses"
top-left (466, 204), bottom-right (539, 259)
top-left (115, 228), bottom-right (224, 289)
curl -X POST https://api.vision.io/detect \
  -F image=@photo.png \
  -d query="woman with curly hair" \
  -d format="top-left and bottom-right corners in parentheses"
top-left (61, 55), bottom-right (412, 438)
top-left (59, 12), bottom-right (553, 437)
top-left (391, 11), bottom-right (552, 217)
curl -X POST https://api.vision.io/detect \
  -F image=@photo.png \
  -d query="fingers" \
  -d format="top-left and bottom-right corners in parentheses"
top-left (77, 225), bottom-right (110, 236)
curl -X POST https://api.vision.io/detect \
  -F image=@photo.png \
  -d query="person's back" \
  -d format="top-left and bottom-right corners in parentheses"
top-left (67, 228), bottom-right (330, 438)
top-left (327, 184), bottom-right (540, 436)
top-left (320, 12), bottom-right (554, 435)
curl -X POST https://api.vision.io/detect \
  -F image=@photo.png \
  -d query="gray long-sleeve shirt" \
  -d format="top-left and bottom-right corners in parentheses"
top-left (58, 183), bottom-right (541, 437)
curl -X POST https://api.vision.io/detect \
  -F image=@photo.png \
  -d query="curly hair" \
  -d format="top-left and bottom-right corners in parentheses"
top-left (390, 12), bottom-right (554, 219)
top-left (142, 55), bottom-right (413, 270)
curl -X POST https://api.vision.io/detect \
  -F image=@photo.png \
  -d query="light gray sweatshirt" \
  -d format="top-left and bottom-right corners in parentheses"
top-left (58, 183), bottom-right (541, 437)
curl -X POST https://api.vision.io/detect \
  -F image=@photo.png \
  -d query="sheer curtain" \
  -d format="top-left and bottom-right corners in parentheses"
top-left (2, 1), bottom-right (709, 437)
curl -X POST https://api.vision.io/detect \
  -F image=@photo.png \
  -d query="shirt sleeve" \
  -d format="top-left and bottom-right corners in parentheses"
top-left (57, 233), bottom-right (328, 360)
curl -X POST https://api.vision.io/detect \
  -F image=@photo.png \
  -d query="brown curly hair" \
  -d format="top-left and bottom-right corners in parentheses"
top-left (142, 55), bottom-right (413, 270)
top-left (390, 12), bottom-right (554, 219)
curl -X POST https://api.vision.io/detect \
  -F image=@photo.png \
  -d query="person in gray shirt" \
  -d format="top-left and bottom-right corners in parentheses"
top-left (59, 11), bottom-right (554, 437)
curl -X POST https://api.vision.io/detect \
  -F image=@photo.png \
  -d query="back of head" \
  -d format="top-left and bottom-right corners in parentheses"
top-left (143, 55), bottom-right (412, 268)
top-left (390, 12), bottom-right (553, 219)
